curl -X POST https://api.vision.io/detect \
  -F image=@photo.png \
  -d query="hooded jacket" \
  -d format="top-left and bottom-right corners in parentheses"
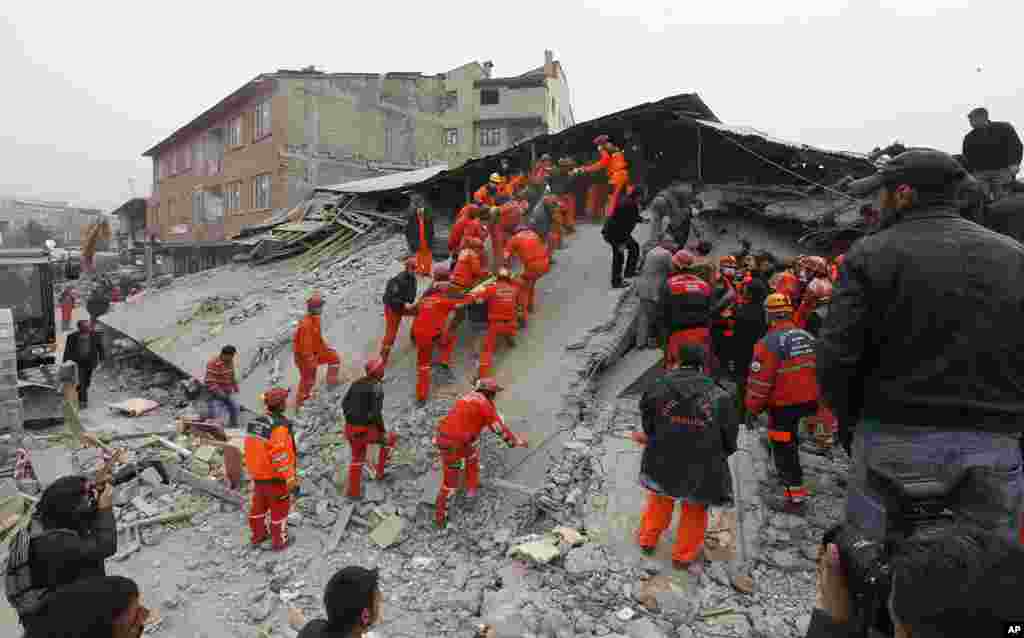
top-left (817, 204), bottom-right (1024, 434)
top-left (639, 368), bottom-right (738, 503)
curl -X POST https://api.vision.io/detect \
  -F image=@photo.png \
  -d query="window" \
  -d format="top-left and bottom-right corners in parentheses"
top-left (480, 89), bottom-right (499, 105)
top-left (226, 182), bottom-right (241, 212)
top-left (181, 144), bottom-right (192, 171)
top-left (442, 91), bottom-right (458, 110)
top-left (444, 128), bottom-right (459, 146)
top-left (227, 117), bottom-right (242, 147)
top-left (192, 190), bottom-right (205, 223)
top-left (252, 174), bottom-right (271, 209)
top-left (480, 127), bottom-right (501, 147)
top-left (384, 128), bottom-right (395, 157)
top-left (254, 100), bottom-right (272, 139)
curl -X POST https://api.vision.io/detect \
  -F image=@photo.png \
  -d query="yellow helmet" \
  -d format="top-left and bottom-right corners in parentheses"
top-left (764, 293), bottom-right (793, 315)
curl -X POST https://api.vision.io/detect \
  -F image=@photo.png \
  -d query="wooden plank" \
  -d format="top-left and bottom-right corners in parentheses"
top-left (325, 503), bottom-right (355, 552)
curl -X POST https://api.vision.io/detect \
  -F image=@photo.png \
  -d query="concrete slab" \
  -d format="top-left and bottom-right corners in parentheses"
top-left (369, 514), bottom-right (404, 548)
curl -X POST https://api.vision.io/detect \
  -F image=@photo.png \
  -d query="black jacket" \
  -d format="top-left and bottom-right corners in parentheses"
top-left (342, 377), bottom-right (384, 427)
top-left (817, 205), bottom-right (1024, 434)
top-left (962, 121), bottom-right (1023, 172)
top-left (383, 271), bottom-right (417, 312)
top-left (404, 208), bottom-right (435, 253)
top-left (296, 619), bottom-right (334, 638)
top-left (602, 196), bottom-right (641, 245)
top-left (20, 510), bottom-right (117, 632)
top-left (979, 194), bottom-right (1024, 243)
top-left (732, 277), bottom-right (769, 375)
top-left (639, 369), bottom-right (738, 503)
top-left (659, 274), bottom-right (712, 339)
top-left (804, 609), bottom-right (855, 638)
top-left (62, 331), bottom-right (104, 367)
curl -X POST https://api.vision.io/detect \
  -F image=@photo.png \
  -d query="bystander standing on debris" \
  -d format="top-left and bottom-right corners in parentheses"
top-left (962, 107), bottom-right (1022, 202)
top-left (824, 149), bottom-right (1024, 543)
top-left (632, 343), bottom-right (738, 573)
top-left (342, 357), bottom-right (396, 500)
top-left (204, 344), bottom-right (240, 428)
top-left (63, 319), bottom-right (104, 409)
top-left (5, 475), bottom-right (117, 636)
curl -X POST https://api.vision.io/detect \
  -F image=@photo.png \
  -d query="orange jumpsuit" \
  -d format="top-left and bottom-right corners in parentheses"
top-left (411, 285), bottom-right (473, 402)
top-left (414, 210), bottom-right (433, 276)
top-left (792, 279), bottom-right (837, 441)
top-left (474, 184), bottom-right (498, 208)
top-left (475, 278), bottom-right (522, 379)
top-left (544, 196), bottom-right (565, 252)
top-left (434, 391), bottom-right (519, 525)
top-left (245, 412), bottom-right (297, 549)
top-left (746, 319), bottom-right (819, 501)
top-left (503, 229), bottom-right (550, 323)
top-left (442, 249), bottom-right (488, 362)
top-left (293, 314), bottom-right (341, 409)
top-left (605, 150), bottom-right (631, 218)
top-left (581, 149), bottom-right (612, 220)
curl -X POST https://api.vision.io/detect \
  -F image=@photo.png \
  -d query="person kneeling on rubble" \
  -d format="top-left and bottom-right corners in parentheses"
top-left (245, 388), bottom-right (298, 551)
top-left (631, 343), bottom-right (739, 574)
top-left (433, 378), bottom-right (528, 528)
top-left (342, 357), bottom-right (396, 501)
top-left (5, 474), bottom-right (117, 637)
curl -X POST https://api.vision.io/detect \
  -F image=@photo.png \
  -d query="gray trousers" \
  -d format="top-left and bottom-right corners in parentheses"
top-left (846, 422), bottom-right (1023, 544)
top-left (636, 299), bottom-right (658, 347)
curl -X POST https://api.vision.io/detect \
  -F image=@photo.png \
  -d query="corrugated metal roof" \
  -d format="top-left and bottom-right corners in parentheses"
top-left (697, 120), bottom-right (869, 162)
top-left (317, 164), bottom-right (449, 194)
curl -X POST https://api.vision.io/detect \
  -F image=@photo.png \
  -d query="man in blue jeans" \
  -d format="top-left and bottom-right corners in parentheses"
top-left (818, 149), bottom-right (1024, 544)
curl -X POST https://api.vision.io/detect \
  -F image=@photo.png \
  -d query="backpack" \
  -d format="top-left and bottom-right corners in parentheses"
top-left (4, 521), bottom-right (75, 617)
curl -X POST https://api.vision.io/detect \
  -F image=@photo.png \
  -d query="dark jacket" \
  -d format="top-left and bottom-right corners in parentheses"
top-left (804, 609), bottom-right (855, 638)
top-left (639, 369), bottom-right (738, 503)
top-left (817, 205), bottom-right (1024, 434)
top-left (659, 273), bottom-right (712, 338)
top-left (62, 331), bottom-right (104, 367)
top-left (528, 197), bottom-right (553, 238)
top-left (733, 278), bottom-right (769, 375)
top-left (602, 195), bottom-right (641, 245)
top-left (404, 208), bottom-right (434, 254)
top-left (20, 510), bottom-right (117, 633)
top-left (342, 377), bottom-right (384, 427)
top-left (296, 619), bottom-right (334, 638)
top-left (383, 271), bottom-right (417, 312)
top-left (979, 194), bottom-right (1024, 243)
top-left (962, 121), bottom-right (1023, 172)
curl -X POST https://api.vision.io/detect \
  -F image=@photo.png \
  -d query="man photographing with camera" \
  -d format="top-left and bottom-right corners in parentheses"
top-left (818, 150), bottom-right (1024, 549)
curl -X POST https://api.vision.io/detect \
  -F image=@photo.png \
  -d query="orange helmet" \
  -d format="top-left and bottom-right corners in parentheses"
top-left (764, 293), bottom-right (793, 316)
top-left (307, 293), bottom-right (324, 311)
top-left (261, 387), bottom-right (290, 411)
top-left (672, 250), bottom-right (697, 271)
top-left (808, 278), bottom-right (833, 300)
top-left (365, 357), bottom-right (386, 379)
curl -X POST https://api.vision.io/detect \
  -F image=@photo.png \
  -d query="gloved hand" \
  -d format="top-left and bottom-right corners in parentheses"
top-left (630, 431), bottom-right (649, 445)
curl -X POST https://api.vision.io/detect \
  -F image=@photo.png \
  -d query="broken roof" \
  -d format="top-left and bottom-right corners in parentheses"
top-left (316, 164), bottom-right (449, 194)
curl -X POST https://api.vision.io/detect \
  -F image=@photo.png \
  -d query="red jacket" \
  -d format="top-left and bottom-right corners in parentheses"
top-left (477, 279), bottom-right (521, 322)
top-left (745, 320), bottom-right (818, 414)
top-left (449, 216), bottom-right (487, 253)
top-left (437, 391), bottom-right (518, 447)
top-left (244, 413), bottom-right (297, 483)
top-left (660, 273), bottom-right (712, 333)
top-left (498, 202), bottom-right (523, 230)
top-left (452, 249), bottom-right (486, 288)
top-left (411, 284), bottom-right (472, 340)
top-left (581, 149), bottom-right (612, 175)
top-left (294, 314), bottom-right (329, 358)
top-left (504, 229), bottom-right (549, 274)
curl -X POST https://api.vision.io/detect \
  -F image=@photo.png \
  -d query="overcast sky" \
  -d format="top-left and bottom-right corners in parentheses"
top-left (2, 0), bottom-right (1020, 211)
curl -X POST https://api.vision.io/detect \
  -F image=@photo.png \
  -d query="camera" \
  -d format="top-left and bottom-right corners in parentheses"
top-left (824, 467), bottom-right (960, 638)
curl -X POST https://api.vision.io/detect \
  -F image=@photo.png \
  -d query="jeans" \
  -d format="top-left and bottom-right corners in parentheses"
top-left (77, 363), bottom-right (94, 406)
top-left (208, 394), bottom-right (241, 428)
top-left (846, 421), bottom-right (1023, 544)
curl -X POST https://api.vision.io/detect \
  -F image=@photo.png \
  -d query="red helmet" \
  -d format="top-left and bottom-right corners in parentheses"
top-left (475, 377), bottom-right (504, 394)
top-left (808, 278), bottom-right (833, 300)
top-left (307, 293), bottom-right (324, 311)
top-left (405, 257), bottom-right (418, 271)
top-left (801, 255), bottom-right (830, 277)
top-left (672, 250), bottom-right (697, 271)
top-left (432, 264), bottom-right (450, 281)
top-left (365, 357), bottom-right (386, 379)
top-left (593, 134), bottom-right (610, 146)
top-left (262, 387), bottom-right (290, 410)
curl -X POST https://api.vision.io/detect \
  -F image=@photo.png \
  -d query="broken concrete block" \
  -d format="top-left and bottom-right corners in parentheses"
top-left (190, 459), bottom-right (211, 476)
top-left (193, 446), bottom-right (217, 464)
top-left (0, 478), bottom-right (18, 500)
top-left (363, 482), bottom-right (386, 504)
top-left (368, 515), bottom-right (404, 548)
top-left (114, 480), bottom-right (140, 507)
top-left (131, 496), bottom-right (161, 518)
top-left (138, 467), bottom-right (165, 487)
top-left (507, 535), bottom-right (561, 565)
top-left (30, 447), bottom-right (75, 489)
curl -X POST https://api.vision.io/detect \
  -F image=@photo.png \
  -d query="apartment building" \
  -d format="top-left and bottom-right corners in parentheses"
top-left (0, 197), bottom-right (104, 247)
top-left (142, 50), bottom-right (574, 247)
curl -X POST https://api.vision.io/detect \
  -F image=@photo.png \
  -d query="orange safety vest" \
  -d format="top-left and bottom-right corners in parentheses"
top-left (244, 413), bottom-right (297, 482)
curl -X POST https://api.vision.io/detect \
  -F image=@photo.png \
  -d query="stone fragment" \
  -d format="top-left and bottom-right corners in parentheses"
top-left (626, 618), bottom-right (668, 638)
top-left (131, 496), bottom-right (161, 518)
top-left (368, 515), bottom-right (404, 548)
top-left (508, 536), bottom-right (561, 564)
top-left (565, 544), bottom-right (604, 575)
top-left (731, 574), bottom-right (756, 594)
top-left (553, 526), bottom-right (586, 546)
top-left (616, 608), bottom-right (636, 621)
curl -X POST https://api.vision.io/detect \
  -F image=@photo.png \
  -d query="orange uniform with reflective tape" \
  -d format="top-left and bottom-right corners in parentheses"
top-left (503, 229), bottom-right (549, 275)
top-left (476, 278), bottom-right (521, 322)
top-left (244, 413), bottom-right (297, 482)
top-left (452, 248), bottom-right (487, 288)
top-left (745, 320), bottom-right (818, 414)
top-left (607, 150), bottom-right (630, 187)
top-left (294, 314), bottom-right (329, 359)
top-left (411, 285), bottom-right (472, 340)
top-left (436, 391), bottom-right (518, 447)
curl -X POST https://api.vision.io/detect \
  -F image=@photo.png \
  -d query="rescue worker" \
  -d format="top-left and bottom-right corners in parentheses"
top-left (503, 224), bottom-right (550, 325)
top-left (632, 343), bottom-right (739, 572)
top-left (574, 135), bottom-right (613, 220)
top-left (342, 357), bottom-right (396, 500)
top-left (793, 257), bottom-right (831, 331)
top-left (771, 261), bottom-right (801, 306)
top-left (474, 174), bottom-right (504, 208)
top-left (505, 167), bottom-right (529, 198)
top-left (411, 264), bottom-right (473, 405)
top-left (474, 268), bottom-right (522, 379)
top-left (379, 258), bottom-right (418, 364)
top-left (659, 250), bottom-right (712, 370)
top-left (433, 379), bottom-right (528, 527)
top-left (550, 157), bottom-right (579, 234)
top-left (544, 194), bottom-right (566, 253)
top-left (409, 199), bottom-right (434, 276)
top-left (442, 236), bottom-right (489, 364)
top-left (574, 136), bottom-right (629, 218)
top-left (711, 255), bottom-right (741, 379)
top-left (245, 388), bottom-right (298, 550)
top-left (59, 288), bottom-right (75, 332)
top-left (530, 154), bottom-right (554, 188)
top-left (490, 196), bottom-right (521, 273)
top-left (797, 276), bottom-right (836, 449)
top-left (448, 203), bottom-right (483, 259)
top-left (745, 293), bottom-right (818, 508)
top-left (635, 240), bottom-right (675, 349)
top-left (294, 293), bottom-right (342, 411)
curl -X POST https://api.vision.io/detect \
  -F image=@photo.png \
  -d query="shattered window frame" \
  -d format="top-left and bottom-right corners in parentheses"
top-left (480, 89), bottom-right (499, 105)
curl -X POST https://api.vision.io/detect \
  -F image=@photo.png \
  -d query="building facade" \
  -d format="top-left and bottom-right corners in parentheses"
top-left (0, 197), bottom-right (105, 247)
top-left (143, 50), bottom-right (573, 243)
